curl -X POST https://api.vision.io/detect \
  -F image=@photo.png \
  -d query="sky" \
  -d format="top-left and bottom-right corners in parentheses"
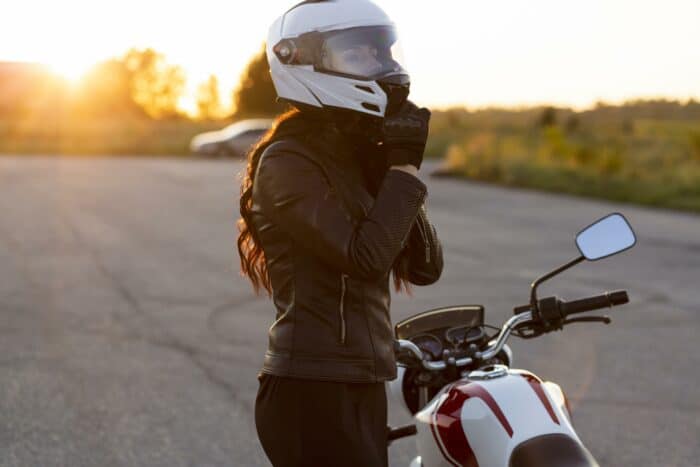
top-left (2, 0), bottom-right (699, 112)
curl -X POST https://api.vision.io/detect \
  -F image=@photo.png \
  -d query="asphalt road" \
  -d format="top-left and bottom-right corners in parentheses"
top-left (0, 156), bottom-right (698, 467)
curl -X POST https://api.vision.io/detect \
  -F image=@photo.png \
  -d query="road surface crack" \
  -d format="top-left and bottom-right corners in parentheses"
top-left (61, 215), bottom-right (251, 412)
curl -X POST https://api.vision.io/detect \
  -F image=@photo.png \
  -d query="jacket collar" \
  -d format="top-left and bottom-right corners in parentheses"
top-left (311, 123), bottom-right (356, 163)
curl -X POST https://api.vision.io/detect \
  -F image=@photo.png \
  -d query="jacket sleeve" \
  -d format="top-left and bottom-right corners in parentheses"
top-left (403, 203), bottom-right (444, 285)
top-left (254, 148), bottom-right (428, 281)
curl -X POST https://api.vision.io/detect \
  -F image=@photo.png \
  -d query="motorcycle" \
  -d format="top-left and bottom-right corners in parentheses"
top-left (387, 213), bottom-right (637, 467)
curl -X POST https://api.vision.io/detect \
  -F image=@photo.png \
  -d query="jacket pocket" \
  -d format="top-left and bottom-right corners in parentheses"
top-left (339, 273), bottom-right (348, 345)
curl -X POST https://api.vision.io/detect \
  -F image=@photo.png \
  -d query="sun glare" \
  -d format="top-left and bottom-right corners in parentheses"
top-left (46, 58), bottom-right (93, 83)
top-left (1, 0), bottom-right (697, 112)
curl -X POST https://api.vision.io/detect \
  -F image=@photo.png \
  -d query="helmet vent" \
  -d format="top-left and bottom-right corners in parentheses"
top-left (361, 103), bottom-right (381, 113)
top-left (355, 85), bottom-right (375, 94)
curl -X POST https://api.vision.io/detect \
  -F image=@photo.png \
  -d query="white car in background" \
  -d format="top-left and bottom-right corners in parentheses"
top-left (190, 119), bottom-right (273, 157)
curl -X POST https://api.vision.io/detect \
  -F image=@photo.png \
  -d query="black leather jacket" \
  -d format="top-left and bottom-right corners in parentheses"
top-left (251, 131), bottom-right (443, 383)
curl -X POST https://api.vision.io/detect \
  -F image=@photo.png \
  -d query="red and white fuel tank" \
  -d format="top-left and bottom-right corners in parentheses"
top-left (412, 365), bottom-right (584, 467)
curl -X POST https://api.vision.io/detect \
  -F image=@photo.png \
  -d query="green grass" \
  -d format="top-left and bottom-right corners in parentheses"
top-left (431, 111), bottom-right (700, 213)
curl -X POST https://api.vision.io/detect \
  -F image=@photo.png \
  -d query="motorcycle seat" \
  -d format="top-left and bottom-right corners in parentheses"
top-left (509, 433), bottom-right (600, 467)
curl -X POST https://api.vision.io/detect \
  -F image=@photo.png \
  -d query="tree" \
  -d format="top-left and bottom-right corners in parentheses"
top-left (70, 58), bottom-right (143, 117)
top-left (232, 44), bottom-right (288, 118)
top-left (124, 48), bottom-right (186, 119)
top-left (67, 49), bottom-right (186, 119)
top-left (196, 75), bottom-right (224, 120)
top-left (538, 106), bottom-right (557, 128)
top-left (564, 114), bottom-right (580, 133)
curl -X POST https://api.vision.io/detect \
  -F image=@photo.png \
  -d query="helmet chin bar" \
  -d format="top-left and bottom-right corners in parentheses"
top-left (285, 73), bottom-right (409, 120)
top-left (279, 74), bottom-right (410, 144)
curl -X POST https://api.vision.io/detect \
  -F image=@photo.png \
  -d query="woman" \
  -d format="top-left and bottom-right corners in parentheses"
top-left (237, 1), bottom-right (444, 465)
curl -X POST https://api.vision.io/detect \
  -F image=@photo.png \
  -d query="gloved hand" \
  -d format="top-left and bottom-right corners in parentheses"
top-left (383, 101), bottom-right (431, 170)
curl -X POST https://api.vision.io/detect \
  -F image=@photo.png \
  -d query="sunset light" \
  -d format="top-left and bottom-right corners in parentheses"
top-left (2, 0), bottom-right (698, 116)
top-left (46, 58), bottom-right (94, 83)
top-left (0, 3), bottom-right (698, 466)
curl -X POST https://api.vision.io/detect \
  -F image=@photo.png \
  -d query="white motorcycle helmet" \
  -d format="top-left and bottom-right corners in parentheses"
top-left (267, 0), bottom-right (411, 119)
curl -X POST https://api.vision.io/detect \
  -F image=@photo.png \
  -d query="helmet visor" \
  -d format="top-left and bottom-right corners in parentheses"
top-left (317, 25), bottom-right (407, 80)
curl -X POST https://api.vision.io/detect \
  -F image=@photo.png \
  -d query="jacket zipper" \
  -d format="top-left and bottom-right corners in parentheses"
top-left (339, 273), bottom-right (348, 344)
top-left (415, 212), bottom-right (431, 264)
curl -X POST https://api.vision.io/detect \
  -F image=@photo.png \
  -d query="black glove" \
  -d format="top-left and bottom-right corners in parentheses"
top-left (383, 101), bottom-right (431, 170)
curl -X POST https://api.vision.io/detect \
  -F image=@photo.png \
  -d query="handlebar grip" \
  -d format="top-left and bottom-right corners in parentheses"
top-left (560, 290), bottom-right (629, 316)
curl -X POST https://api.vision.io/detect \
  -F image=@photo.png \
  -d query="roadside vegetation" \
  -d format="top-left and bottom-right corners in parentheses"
top-left (0, 46), bottom-right (283, 156)
top-left (0, 117), bottom-right (224, 156)
top-left (1, 46), bottom-right (699, 212)
top-left (428, 100), bottom-right (700, 212)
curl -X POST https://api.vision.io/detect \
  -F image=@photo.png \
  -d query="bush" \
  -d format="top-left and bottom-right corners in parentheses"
top-left (432, 102), bottom-right (700, 212)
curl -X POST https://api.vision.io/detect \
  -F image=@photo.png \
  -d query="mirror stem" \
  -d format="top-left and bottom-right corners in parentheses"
top-left (530, 256), bottom-right (585, 315)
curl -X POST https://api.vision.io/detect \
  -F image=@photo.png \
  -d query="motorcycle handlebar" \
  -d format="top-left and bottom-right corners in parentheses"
top-left (397, 290), bottom-right (630, 371)
top-left (396, 311), bottom-right (533, 371)
top-left (559, 290), bottom-right (629, 317)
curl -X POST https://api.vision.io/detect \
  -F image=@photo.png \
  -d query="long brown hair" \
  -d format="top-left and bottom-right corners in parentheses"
top-left (237, 109), bottom-right (412, 295)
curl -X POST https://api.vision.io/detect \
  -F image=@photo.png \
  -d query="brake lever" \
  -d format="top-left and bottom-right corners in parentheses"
top-left (562, 315), bottom-right (612, 326)
top-left (513, 322), bottom-right (545, 339)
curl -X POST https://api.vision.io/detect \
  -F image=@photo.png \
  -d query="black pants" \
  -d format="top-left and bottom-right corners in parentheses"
top-left (255, 373), bottom-right (388, 467)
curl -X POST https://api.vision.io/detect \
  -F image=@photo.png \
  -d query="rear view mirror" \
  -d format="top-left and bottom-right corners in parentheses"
top-left (576, 213), bottom-right (636, 261)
